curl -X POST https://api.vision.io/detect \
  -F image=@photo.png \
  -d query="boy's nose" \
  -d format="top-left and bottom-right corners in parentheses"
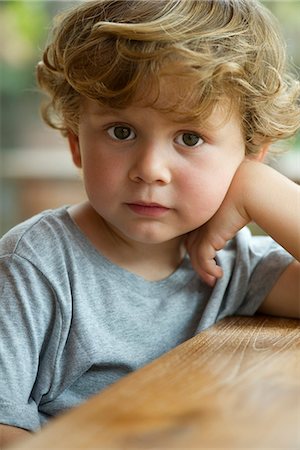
top-left (128, 145), bottom-right (172, 185)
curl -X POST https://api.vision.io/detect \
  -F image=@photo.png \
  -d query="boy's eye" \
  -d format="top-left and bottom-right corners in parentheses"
top-left (175, 132), bottom-right (204, 148)
top-left (107, 126), bottom-right (136, 141)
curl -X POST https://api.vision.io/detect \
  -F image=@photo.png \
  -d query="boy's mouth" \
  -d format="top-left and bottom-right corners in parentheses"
top-left (126, 202), bottom-right (170, 217)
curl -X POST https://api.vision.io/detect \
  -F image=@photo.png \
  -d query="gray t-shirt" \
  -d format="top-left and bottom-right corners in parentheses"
top-left (0, 207), bottom-right (293, 431)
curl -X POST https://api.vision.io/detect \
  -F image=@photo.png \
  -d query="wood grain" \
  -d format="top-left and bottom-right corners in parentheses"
top-left (13, 315), bottom-right (300, 449)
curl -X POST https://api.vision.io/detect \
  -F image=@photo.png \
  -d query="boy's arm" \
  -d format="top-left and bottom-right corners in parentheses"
top-left (186, 160), bottom-right (300, 317)
top-left (0, 424), bottom-right (30, 448)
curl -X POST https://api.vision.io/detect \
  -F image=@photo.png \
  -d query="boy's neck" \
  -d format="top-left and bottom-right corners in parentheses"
top-left (68, 202), bottom-right (186, 281)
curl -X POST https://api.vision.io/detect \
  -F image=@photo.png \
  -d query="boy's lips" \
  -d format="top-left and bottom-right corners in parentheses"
top-left (126, 202), bottom-right (171, 217)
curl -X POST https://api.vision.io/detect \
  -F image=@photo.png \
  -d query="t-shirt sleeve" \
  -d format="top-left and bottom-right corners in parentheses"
top-left (234, 232), bottom-right (294, 315)
top-left (0, 254), bottom-right (60, 431)
top-left (198, 227), bottom-right (294, 329)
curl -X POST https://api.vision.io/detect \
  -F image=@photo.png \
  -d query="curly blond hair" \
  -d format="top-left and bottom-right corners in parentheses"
top-left (37, 0), bottom-right (300, 154)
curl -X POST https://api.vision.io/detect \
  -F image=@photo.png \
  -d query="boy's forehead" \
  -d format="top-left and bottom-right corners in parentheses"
top-left (133, 75), bottom-right (210, 114)
top-left (83, 74), bottom-right (234, 121)
top-left (82, 94), bottom-right (239, 132)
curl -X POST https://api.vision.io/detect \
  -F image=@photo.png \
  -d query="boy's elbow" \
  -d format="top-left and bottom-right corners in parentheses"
top-left (258, 260), bottom-right (300, 319)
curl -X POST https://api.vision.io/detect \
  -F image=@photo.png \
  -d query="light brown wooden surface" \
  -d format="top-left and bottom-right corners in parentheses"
top-left (13, 315), bottom-right (300, 449)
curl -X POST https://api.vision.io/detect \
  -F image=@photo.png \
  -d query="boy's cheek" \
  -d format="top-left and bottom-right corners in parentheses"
top-left (189, 165), bottom-right (243, 221)
top-left (181, 182), bottom-right (231, 227)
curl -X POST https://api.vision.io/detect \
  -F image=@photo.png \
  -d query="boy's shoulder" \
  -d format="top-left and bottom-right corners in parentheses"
top-left (0, 206), bottom-right (73, 258)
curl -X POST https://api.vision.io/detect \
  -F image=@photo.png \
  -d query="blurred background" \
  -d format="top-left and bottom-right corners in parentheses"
top-left (0, 0), bottom-right (299, 236)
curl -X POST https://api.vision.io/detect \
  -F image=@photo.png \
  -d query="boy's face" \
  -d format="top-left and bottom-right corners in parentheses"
top-left (69, 91), bottom-right (246, 246)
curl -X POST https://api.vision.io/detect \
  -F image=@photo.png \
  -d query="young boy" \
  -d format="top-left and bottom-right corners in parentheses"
top-left (0, 0), bottom-right (299, 446)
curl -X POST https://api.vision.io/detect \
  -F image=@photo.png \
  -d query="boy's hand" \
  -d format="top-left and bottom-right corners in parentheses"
top-left (185, 160), bottom-right (253, 286)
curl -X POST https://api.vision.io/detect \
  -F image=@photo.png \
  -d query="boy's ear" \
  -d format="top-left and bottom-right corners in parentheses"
top-left (67, 131), bottom-right (82, 168)
top-left (246, 143), bottom-right (270, 162)
top-left (256, 143), bottom-right (270, 162)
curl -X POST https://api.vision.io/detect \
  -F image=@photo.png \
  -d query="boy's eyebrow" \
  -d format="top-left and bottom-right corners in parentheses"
top-left (88, 109), bottom-right (205, 128)
top-left (86, 104), bottom-right (198, 123)
top-left (83, 100), bottom-right (223, 130)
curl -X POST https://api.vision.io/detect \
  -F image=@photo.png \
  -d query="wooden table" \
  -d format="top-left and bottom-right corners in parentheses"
top-left (13, 315), bottom-right (300, 449)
